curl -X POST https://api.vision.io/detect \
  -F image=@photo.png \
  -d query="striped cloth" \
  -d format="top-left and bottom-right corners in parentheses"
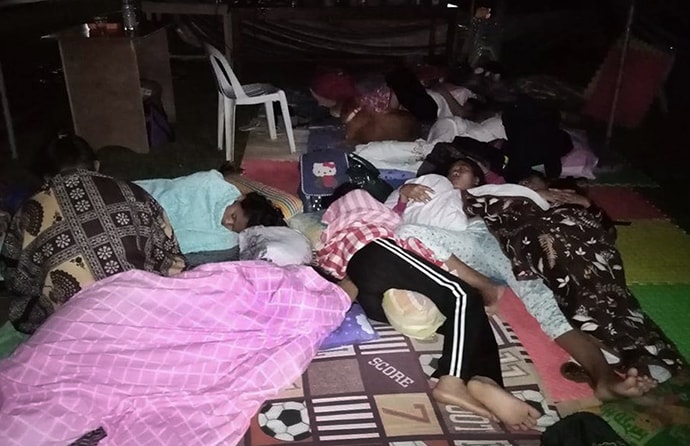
top-left (317, 189), bottom-right (441, 279)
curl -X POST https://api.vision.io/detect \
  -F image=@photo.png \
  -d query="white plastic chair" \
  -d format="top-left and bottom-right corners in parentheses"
top-left (205, 43), bottom-right (296, 162)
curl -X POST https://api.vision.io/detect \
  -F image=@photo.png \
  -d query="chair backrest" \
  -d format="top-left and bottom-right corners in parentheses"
top-left (204, 43), bottom-right (247, 99)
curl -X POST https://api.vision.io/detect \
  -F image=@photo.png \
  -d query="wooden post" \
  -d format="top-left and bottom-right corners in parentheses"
top-left (605, 0), bottom-right (635, 150)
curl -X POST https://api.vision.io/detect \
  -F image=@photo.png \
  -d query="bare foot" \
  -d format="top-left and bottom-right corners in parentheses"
top-left (483, 285), bottom-right (507, 316)
top-left (594, 367), bottom-right (658, 401)
top-left (432, 375), bottom-right (497, 421)
top-left (467, 376), bottom-right (541, 431)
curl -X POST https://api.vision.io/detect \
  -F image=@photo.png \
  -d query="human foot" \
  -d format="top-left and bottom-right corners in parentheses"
top-left (594, 367), bottom-right (657, 401)
top-left (467, 376), bottom-right (541, 431)
top-left (432, 375), bottom-right (497, 421)
top-left (483, 285), bottom-right (507, 316)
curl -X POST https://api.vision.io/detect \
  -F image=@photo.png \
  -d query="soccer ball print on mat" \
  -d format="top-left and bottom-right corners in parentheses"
top-left (258, 401), bottom-right (311, 442)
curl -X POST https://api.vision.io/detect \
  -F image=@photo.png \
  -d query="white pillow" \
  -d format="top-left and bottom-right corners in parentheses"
top-left (239, 226), bottom-right (312, 266)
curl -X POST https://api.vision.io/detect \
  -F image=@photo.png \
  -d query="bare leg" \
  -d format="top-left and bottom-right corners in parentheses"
top-left (445, 255), bottom-right (506, 314)
top-left (555, 330), bottom-right (657, 400)
top-left (467, 376), bottom-right (541, 430)
top-left (432, 375), bottom-right (497, 421)
top-left (338, 277), bottom-right (359, 303)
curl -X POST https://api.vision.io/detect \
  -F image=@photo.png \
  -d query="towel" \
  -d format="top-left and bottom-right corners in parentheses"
top-left (136, 170), bottom-right (241, 254)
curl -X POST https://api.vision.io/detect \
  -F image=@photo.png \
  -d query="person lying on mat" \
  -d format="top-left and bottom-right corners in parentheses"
top-left (386, 157), bottom-right (660, 398)
top-left (512, 170), bottom-right (685, 382)
top-left (315, 187), bottom-right (540, 430)
top-left (310, 66), bottom-right (478, 124)
top-left (1, 133), bottom-right (186, 334)
top-left (135, 169), bottom-right (286, 267)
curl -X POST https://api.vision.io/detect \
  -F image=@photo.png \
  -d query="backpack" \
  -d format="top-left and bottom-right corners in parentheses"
top-left (299, 150), bottom-right (394, 212)
top-left (144, 101), bottom-right (174, 149)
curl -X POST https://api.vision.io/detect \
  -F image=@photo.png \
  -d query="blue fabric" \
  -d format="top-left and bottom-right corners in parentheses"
top-left (136, 170), bottom-right (241, 254)
top-left (320, 303), bottom-right (379, 350)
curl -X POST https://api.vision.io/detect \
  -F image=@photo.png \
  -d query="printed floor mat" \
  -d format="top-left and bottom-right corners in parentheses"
top-left (239, 316), bottom-right (558, 446)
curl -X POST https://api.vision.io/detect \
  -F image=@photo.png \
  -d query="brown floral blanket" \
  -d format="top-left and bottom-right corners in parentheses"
top-left (464, 190), bottom-right (684, 377)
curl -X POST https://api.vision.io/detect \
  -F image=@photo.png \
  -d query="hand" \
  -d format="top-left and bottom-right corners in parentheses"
top-left (400, 184), bottom-right (435, 203)
top-left (538, 189), bottom-right (590, 207)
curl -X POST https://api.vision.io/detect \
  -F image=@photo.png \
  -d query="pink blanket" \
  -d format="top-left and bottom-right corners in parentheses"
top-left (0, 261), bottom-right (350, 446)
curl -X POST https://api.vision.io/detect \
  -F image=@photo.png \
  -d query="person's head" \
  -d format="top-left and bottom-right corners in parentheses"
top-left (310, 69), bottom-right (359, 110)
top-left (444, 157), bottom-right (486, 190)
top-left (221, 192), bottom-right (286, 232)
top-left (37, 133), bottom-right (98, 179)
top-left (518, 170), bottom-right (549, 191)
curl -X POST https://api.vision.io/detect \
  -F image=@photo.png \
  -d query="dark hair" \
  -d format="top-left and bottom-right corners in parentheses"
top-left (311, 265), bottom-right (339, 284)
top-left (36, 133), bottom-right (97, 178)
top-left (322, 182), bottom-right (362, 209)
top-left (441, 157), bottom-right (487, 186)
top-left (519, 169), bottom-right (547, 185)
top-left (240, 192), bottom-right (286, 228)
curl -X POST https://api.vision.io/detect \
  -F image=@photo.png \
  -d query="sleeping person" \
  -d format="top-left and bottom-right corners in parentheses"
top-left (136, 170), bottom-right (286, 266)
top-left (385, 158), bottom-right (659, 398)
top-left (1, 134), bottom-right (186, 334)
top-left (316, 187), bottom-right (540, 430)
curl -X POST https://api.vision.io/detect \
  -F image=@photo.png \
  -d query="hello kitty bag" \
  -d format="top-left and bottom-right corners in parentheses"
top-left (299, 149), bottom-right (350, 212)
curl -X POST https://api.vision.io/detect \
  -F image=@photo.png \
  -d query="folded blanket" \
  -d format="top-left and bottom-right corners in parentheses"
top-left (136, 170), bottom-right (241, 254)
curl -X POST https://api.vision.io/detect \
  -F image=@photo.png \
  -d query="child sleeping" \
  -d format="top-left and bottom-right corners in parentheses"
top-left (136, 170), bottom-right (286, 265)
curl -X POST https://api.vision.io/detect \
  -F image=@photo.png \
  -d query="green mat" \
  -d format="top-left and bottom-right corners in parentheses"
top-left (617, 221), bottom-right (690, 285)
top-left (593, 372), bottom-right (690, 446)
top-left (630, 284), bottom-right (690, 363)
top-left (594, 163), bottom-right (658, 187)
top-left (0, 321), bottom-right (26, 359)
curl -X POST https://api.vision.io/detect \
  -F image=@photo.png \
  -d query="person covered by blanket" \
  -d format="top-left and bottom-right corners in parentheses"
top-left (387, 157), bottom-right (660, 398)
top-left (0, 133), bottom-right (186, 334)
top-left (135, 165), bottom-right (286, 267)
top-left (514, 170), bottom-right (685, 382)
top-left (315, 186), bottom-right (541, 430)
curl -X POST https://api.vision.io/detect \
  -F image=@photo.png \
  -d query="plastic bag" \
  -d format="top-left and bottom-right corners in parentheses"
top-left (382, 288), bottom-right (446, 340)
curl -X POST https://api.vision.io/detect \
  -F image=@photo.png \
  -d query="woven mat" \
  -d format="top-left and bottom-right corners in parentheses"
top-left (617, 221), bottom-right (690, 285)
top-left (630, 284), bottom-right (690, 362)
top-left (242, 127), bottom-right (309, 162)
top-left (498, 290), bottom-right (593, 403)
top-left (588, 186), bottom-right (668, 221)
top-left (239, 316), bottom-right (558, 445)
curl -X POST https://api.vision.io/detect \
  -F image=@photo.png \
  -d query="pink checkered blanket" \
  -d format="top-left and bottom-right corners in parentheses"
top-left (0, 261), bottom-right (350, 446)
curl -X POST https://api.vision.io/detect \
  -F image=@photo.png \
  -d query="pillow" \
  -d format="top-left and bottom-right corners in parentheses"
top-left (382, 288), bottom-right (446, 340)
top-left (320, 303), bottom-right (379, 350)
top-left (239, 226), bottom-right (312, 266)
top-left (287, 211), bottom-right (326, 249)
top-left (225, 175), bottom-right (303, 219)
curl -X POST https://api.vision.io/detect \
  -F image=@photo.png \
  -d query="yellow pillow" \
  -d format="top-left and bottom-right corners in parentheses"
top-left (225, 175), bottom-right (303, 220)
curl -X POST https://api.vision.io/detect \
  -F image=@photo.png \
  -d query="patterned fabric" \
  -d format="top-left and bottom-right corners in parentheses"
top-left (396, 220), bottom-right (573, 340)
top-left (0, 261), bottom-right (351, 446)
top-left (1, 169), bottom-right (185, 333)
top-left (227, 174), bottom-right (303, 219)
top-left (465, 192), bottom-right (685, 375)
top-left (316, 190), bottom-right (440, 279)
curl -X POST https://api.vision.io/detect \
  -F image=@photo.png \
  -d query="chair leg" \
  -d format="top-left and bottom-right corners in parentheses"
top-left (278, 91), bottom-right (296, 153)
top-left (224, 99), bottom-right (236, 162)
top-left (265, 101), bottom-right (277, 140)
top-left (217, 92), bottom-right (224, 151)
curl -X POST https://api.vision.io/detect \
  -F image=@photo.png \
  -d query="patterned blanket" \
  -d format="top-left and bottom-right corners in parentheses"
top-left (0, 261), bottom-right (350, 445)
top-left (240, 315), bottom-right (559, 445)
